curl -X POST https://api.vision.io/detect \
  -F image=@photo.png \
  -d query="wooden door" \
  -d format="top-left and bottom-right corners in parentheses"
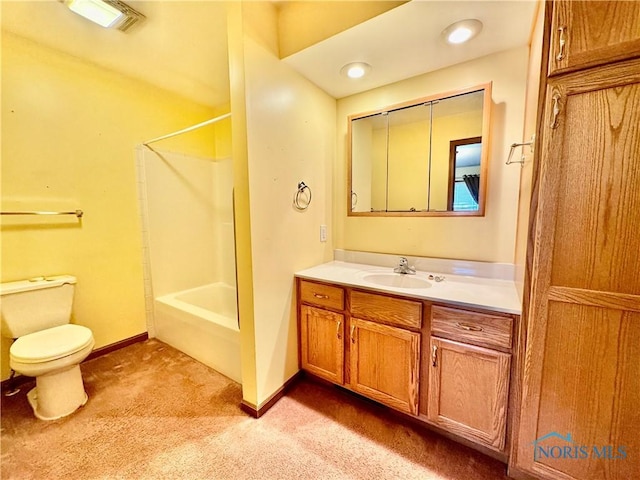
top-left (549, 0), bottom-right (640, 76)
top-left (350, 318), bottom-right (420, 415)
top-left (300, 305), bottom-right (344, 384)
top-left (427, 337), bottom-right (510, 451)
top-left (514, 59), bottom-right (640, 479)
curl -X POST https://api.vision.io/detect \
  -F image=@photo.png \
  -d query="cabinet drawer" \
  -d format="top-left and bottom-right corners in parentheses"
top-left (431, 306), bottom-right (513, 350)
top-left (300, 280), bottom-right (345, 310)
top-left (351, 290), bottom-right (422, 329)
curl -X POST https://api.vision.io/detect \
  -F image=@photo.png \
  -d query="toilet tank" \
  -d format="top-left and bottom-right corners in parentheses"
top-left (0, 275), bottom-right (77, 339)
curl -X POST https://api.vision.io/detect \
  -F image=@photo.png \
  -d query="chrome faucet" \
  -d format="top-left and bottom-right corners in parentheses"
top-left (393, 257), bottom-right (416, 275)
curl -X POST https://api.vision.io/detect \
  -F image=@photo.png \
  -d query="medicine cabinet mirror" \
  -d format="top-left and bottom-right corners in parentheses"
top-left (348, 83), bottom-right (491, 216)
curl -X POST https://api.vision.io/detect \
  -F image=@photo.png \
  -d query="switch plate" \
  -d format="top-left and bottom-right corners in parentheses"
top-left (320, 225), bottom-right (327, 242)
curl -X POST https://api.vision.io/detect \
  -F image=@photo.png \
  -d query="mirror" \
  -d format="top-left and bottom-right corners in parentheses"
top-left (348, 83), bottom-right (491, 216)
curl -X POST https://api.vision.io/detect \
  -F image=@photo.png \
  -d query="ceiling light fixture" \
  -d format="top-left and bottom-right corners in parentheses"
top-left (65, 0), bottom-right (145, 31)
top-left (340, 62), bottom-right (372, 79)
top-left (442, 19), bottom-right (483, 45)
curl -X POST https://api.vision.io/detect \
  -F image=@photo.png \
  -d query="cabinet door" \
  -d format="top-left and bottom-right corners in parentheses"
top-left (350, 318), bottom-right (420, 415)
top-left (428, 337), bottom-right (510, 451)
top-left (514, 60), bottom-right (640, 479)
top-left (300, 305), bottom-right (344, 384)
top-left (549, 0), bottom-right (640, 76)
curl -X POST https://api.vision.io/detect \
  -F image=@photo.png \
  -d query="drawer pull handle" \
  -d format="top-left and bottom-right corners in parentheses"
top-left (350, 324), bottom-right (356, 344)
top-left (456, 322), bottom-right (483, 332)
top-left (431, 344), bottom-right (438, 367)
top-left (313, 293), bottom-right (329, 299)
top-left (550, 92), bottom-right (562, 129)
top-left (556, 26), bottom-right (566, 61)
top-left (336, 320), bottom-right (341, 339)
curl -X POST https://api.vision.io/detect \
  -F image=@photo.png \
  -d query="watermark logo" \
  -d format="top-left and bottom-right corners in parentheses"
top-left (531, 432), bottom-right (627, 461)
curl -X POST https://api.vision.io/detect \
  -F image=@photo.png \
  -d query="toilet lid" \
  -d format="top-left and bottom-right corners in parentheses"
top-left (10, 324), bottom-right (94, 364)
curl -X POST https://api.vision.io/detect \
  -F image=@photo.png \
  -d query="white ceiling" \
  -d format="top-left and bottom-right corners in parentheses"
top-left (283, 0), bottom-right (538, 98)
top-left (1, 1), bottom-right (538, 106)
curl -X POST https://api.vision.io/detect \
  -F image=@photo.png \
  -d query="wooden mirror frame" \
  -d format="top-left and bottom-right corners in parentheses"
top-left (347, 82), bottom-right (492, 217)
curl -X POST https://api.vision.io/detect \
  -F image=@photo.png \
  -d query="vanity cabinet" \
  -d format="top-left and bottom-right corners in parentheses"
top-left (428, 338), bottom-right (510, 450)
top-left (297, 277), bottom-right (520, 458)
top-left (548, 0), bottom-right (640, 76)
top-left (349, 290), bottom-right (422, 415)
top-left (299, 281), bottom-right (345, 384)
top-left (427, 306), bottom-right (512, 451)
top-left (349, 290), bottom-right (422, 414)
top-left (350, 318), bottom-right (420, 415)
top-left (300, 305), bottom-right (344, 385)
top-left (298, 280), bottom-right (421, 415)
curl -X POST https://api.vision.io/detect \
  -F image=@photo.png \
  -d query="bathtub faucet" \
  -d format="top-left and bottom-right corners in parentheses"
top-left (393, 257), bottom-right (416, 275)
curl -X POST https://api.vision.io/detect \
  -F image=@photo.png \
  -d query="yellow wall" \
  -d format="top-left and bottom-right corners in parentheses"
top-left (0, 32), bottom-right (217, 380)
top-left (514, 1), bottom-right (545, 299)
top-left (226, 0), bottom-right (259, 408)
top-left (231, 2), bottom-right (336, 407)
top-left (336, 47), bottom-right (529, 263)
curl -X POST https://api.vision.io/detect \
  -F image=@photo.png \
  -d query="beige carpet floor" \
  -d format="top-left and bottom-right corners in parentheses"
top-left (1, 339), bottom-right (510, 479)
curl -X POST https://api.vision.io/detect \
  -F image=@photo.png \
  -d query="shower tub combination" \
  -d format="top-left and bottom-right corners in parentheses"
top-left (154, 282), bottom-right (241, 383)
top-left (137, 118), bottom-right (238, 385)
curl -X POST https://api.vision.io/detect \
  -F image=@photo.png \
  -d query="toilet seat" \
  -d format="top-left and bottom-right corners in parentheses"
top-left (10, 324), bottom-right (94, 363)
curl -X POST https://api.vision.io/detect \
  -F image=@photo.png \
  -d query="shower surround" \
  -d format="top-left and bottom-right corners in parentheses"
top-left (136, 147), bottom-right (239, 382)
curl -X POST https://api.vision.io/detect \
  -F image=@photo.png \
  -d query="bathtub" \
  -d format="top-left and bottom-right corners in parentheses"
top-left (154, 283), bottom-right (241, 383)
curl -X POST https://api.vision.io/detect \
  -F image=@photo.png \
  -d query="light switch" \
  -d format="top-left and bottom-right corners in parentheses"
top-left (320, 225), bottom-right (327, 242)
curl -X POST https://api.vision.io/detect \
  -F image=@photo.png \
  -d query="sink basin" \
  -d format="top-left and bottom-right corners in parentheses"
top-left (362, 273), bottom-right (431, 289)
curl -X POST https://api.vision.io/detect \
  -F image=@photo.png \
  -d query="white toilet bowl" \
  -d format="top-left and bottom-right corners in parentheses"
top-left (10, 323), bottom-right (95, 421)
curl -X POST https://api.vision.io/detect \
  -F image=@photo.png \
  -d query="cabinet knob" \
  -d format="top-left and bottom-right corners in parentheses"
top-left (336, 320), bottom-right (342, 339)
top-left (313, 293), bottom-right (329, 299)
top-left (350, 324), bottom-right (356, 344)
top-left (431, 344), bottom-right (438, 367)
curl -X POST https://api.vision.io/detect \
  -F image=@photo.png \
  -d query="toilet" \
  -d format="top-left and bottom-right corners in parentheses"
top-left (0, 275), bottom-right (95, 420)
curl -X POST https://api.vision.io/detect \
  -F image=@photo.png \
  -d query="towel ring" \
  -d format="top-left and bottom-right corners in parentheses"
top-left (293, 182), bottom-right (312, 210)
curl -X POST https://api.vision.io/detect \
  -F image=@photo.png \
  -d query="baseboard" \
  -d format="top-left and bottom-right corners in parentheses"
top-left (240, 370), bottom-right (304, 418)
top-left (85, 332), bottom-right (149, 362)
top-left (1, 332), bottom-right (149, 392)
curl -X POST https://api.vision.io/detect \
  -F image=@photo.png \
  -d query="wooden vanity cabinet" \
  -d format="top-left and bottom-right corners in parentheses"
top-left (348, 290), bottom-right (422, 415)
top-left (428, 338), bottom-right (510, 450)
top-left (298, 281), bottom-right (345, 384)
top-left (349, 290), bottom-right (422, 415)
top-left (300, 305), bottom-right (344, 385)
top-left (350, 318), bottom-right (420, 415)
top-left (427, 306), bottom-right (513, 452)
top-left (298, 280), bottom-right (422, 415)
top-left (297, 278), bottom-right (519, 457)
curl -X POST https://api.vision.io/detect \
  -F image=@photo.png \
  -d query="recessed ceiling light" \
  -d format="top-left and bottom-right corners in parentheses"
top-left (340, 62), bottom-right (372, 79)
top-left (442, 19), bottom-right (483, 45)
top-left (65, 0), bottom-right (145, 31)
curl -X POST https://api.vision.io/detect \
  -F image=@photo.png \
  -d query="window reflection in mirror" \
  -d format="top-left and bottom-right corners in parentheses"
top-left (348, 83), bottom-right (491, 217)
top-left (448, 137), bottom-right (482, 211)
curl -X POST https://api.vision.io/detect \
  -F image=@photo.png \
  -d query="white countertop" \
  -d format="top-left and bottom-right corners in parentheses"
top-left (295, 260), bottom-right (522, 315)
